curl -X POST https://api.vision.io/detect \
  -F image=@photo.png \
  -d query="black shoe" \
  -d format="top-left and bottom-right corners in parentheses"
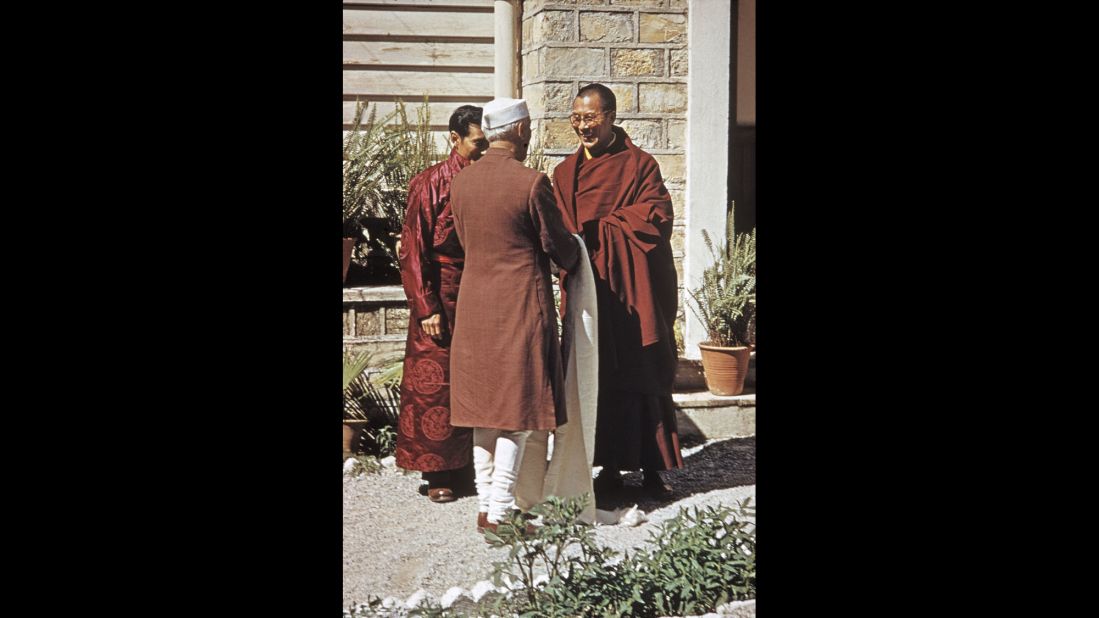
top-left (451, 467), bottom-right (477, 498)
top-left (593, 470), bottom-right (624, 492)
top-left (593, 471), bottom-right (626, 509)
top-left (642, 471), bottom-right (674, 499)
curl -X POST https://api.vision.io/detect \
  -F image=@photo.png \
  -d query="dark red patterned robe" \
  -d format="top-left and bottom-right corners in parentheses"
top-left (394, 149), bottom-right (473, 472)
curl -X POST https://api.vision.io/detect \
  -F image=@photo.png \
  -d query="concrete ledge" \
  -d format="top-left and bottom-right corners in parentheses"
top-left (343, 335), bottom-right (406, 344)
top-left (343, 285), bottom-right (406, 303)
top-left (674, 390), bottom-right (755, 408)
top-left (343, 336), bottom-right (406, 365)
top-left (526, 2), bottom-right (690, 17)
top-left (674, 390), bottom-right (755, 440)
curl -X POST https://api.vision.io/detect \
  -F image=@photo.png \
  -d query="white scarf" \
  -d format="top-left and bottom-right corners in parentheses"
top-left (541, 234), bottom-right (600, 523)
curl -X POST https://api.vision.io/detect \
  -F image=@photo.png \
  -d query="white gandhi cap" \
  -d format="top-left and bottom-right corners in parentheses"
top-left (481, 98), bottom-right (530, 130)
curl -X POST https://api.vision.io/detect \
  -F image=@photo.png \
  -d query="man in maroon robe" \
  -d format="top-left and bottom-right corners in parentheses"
top-left (552, 83), bottom-right (684, 501)
top-left (395, 105), bottom-right (488, 503)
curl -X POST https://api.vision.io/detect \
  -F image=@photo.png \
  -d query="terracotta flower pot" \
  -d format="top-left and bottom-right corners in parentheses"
top-left (698, 342), bottom-right (752, 396)
top-left (343, 420), bottom-right (368, 456)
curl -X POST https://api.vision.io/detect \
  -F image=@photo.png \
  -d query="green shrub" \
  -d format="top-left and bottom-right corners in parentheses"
top-left (637, 500), bottom-right (756, 615)
top-left (481, 495), bottom-right (756, 617)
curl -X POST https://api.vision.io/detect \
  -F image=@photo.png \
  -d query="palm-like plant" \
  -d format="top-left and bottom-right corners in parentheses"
top-left (343, 351), bottom-right (402, 425)
top-left (343, 351), bottom-right (403, 456)
top-left (343, 350), bottom-right (374, 423)
top-left (688, 211), bottom-right (756, 348)
top-left (342, 102), bottom-right (384, 239)
top-left (343, 98), bottom-right (440, 270)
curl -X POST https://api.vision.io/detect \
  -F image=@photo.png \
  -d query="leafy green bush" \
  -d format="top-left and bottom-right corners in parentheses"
top-left (637, 501), bottom-right (756, 615)
top-left (342, 495), bottom-right (755, 617)
top-left (482, 495), bottom-right (633, 617)
top-left (363, 424), bottom-right (396, 457)
top-left (481, 495), bottom-right (756, 617)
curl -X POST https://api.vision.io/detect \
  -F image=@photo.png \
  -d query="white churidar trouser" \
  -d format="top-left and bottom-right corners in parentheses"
top-left (473, 428), bottom-right (532, 524)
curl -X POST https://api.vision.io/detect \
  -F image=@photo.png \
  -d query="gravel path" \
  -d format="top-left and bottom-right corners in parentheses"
top-left (343, 436), bottom-right (756, 608)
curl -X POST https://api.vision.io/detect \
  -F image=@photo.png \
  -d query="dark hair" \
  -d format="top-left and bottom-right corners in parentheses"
top-left (449, 105), bottom-right (483, 137)
top-left (576, 83), bottom-right (616, 113)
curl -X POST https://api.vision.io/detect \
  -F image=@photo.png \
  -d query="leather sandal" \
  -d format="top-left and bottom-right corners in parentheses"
top-left (480, 519), bottom-right (537, 542)
top-left (427, 487), bottom-right (455, 503)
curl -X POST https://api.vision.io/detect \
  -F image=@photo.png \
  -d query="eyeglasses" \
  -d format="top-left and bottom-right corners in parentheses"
top-left (569, 112), bottom-right (607, 127)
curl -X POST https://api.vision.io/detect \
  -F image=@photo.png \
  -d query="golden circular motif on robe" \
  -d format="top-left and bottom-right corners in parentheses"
top-left (395, 447), bottom-right (414, 466)
top-left (415, 453), bottom-right (446, 470)
top-left (399, 404), bottom-right (417, 437)
top-left (409, 359), bottom-right (445, 394)
top-left (420, 406), bottom-right (453, 441)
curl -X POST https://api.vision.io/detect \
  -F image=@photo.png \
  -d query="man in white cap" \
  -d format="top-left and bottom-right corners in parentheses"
top-left (448, 98), bottom-right (582, 537)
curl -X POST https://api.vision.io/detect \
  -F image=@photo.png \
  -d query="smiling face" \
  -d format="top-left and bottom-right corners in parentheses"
top-left (450, 123), bottom-right (488, 161)
top-left (571, 92), bottom-right (616, 155)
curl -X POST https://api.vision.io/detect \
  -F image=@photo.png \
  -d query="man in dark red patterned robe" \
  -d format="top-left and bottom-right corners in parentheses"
top-left (395, 105), bottom-right (488, 502)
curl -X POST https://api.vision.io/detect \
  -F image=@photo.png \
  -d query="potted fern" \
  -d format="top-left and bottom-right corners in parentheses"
top-left (687, 211), bottom-right (756, 396)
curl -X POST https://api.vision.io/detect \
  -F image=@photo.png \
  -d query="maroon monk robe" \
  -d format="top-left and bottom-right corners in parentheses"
top-left (552, 126), bottom-right (684, 472)
top-left (394, 149), bottom-right (474, 473)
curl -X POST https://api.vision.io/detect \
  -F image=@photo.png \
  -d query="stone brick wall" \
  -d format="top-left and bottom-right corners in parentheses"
top-left (343, 286), bottom-right (410, 365)
top-left (521, 0), bottom-right (689, 351)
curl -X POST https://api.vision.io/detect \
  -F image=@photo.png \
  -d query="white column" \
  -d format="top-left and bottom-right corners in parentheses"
top-left (683, 0), bottom-right (732, 359)
top-left (494, 0), bottom-right (519, 98)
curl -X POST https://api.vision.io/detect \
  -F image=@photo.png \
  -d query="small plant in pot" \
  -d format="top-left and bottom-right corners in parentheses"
top-left (343, 350), bottom-right (403, 458)
top-left (687, 212), bottom-right (755, 396)
top-left (342, 350), bottom-right (372, 457)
